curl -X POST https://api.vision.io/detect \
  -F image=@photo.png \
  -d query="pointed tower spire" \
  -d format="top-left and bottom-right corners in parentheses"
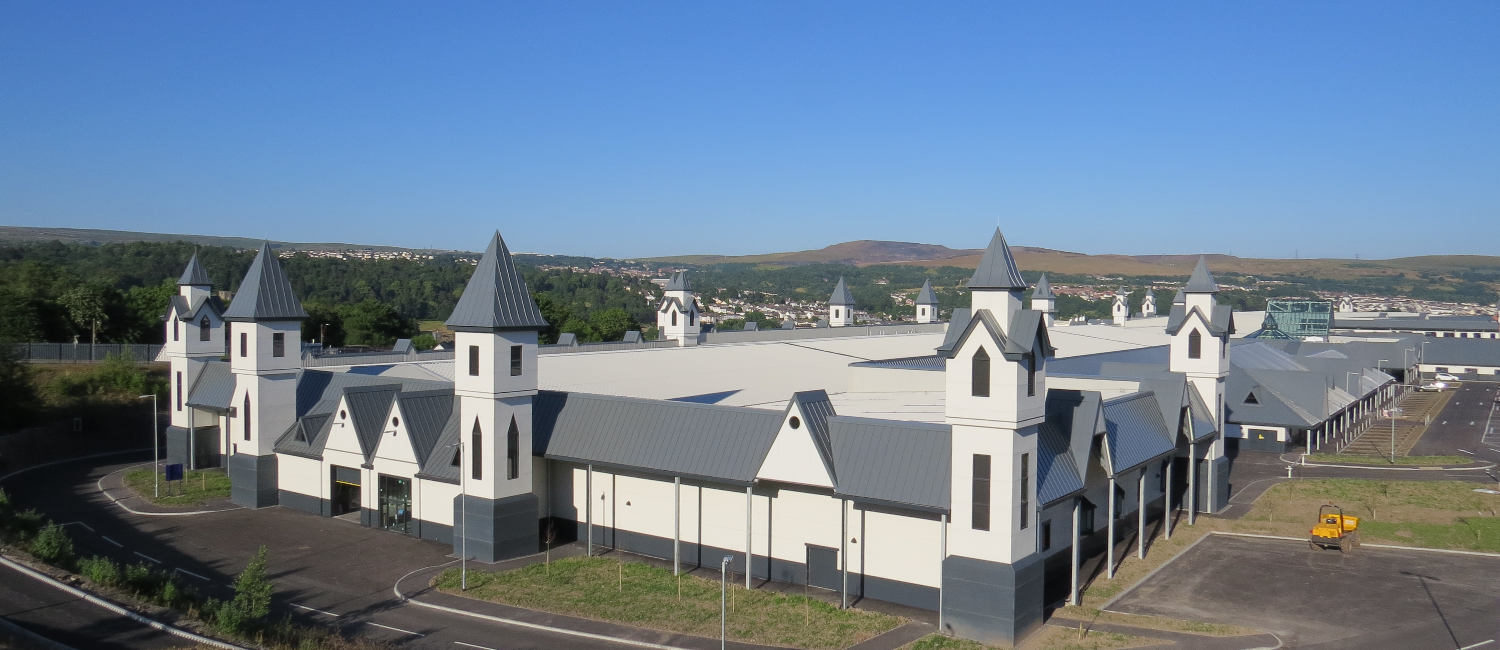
top-left (178, 251), bottom-right (212, 287)
top-left (664, 270), bottom-right (692, 292)
top-left (1031, 273), bottom-right (1053, 300)
top-left (914, 279), bottom-right (939, 324)
top-left (446, 232), bottom-right (548, 331)
top-left (223, 243), bottom-right (307, 321)
top-left (966, 228), bottom-right (1028, 290)
top-left (1184, 256), bottom-right (1218, 293)
top-left (829, 277), bottom-right (854, 306)
top-left (915, 279), bottom-right (938, 305)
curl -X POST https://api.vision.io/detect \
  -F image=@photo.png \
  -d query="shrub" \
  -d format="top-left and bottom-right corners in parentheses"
top-left (215, 546), bottom-right (273, 634)
top-left (29, 523), bottom-right (74, 565)
top-left (79, 555), bottom-right (124, 587)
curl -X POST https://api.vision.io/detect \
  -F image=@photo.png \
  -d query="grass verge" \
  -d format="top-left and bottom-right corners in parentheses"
top-left (123, 467), bottom-right (230, 507)
top-left (1242, 478), bottom-right (1500, 552)
top-left (433, 556), bottom-right (899, 650)
top-left (903, 625), bottom-right (1162, 650)
top-left (1305, 454), bottom-right (1474, 466)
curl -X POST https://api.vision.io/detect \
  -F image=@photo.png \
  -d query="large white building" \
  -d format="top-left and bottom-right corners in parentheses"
top-left (162, 228), bottom-right (1405, 647)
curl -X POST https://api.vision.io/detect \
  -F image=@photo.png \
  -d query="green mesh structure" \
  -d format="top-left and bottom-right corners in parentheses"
top-left (1253, 300), bottom-right (1332, 339)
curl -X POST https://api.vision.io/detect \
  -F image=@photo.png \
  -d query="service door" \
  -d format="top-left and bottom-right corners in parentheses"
top-left (806, 545), bottom-right (840, 591)
top-left (331, 466), bottom-right (362, 517)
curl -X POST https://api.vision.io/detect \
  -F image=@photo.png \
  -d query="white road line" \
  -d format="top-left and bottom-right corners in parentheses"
top-left (454, 643), bottom-right (496, 650)
top-left (133, 552), bottom-right (161, 564)
top-left (365, 622), bottom-right (423, 636)
top-left (61, 521), bottom-right (94, 532)
top-left (101, 536), bottom-right (123, 547)
top-left (174, 568), bottom-right (210, 581)
top-left (291, 603), bottom-right (340, 617)
top-left (1459, 640), bottom-right (1495, 650)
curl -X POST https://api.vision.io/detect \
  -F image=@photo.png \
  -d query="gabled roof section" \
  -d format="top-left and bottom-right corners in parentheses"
top-left (342, 384), bottom-right (401, 462)
top-left (664, 270), bottom-right (692, 292)
top-left (967, 228), bottom-right (1029, 291)
top-left (829, 277), bottom-right (855, 306)
top-left (1037, 422), bottom-right (1085, 506)
top-left (1100, 392), bottom-right (1177, 476)
top-left (1184, 386), bottom-right (1219, 441)
top-left (1172, 290), bottom-right (1186, 305)
top-left (915, 279), bottom-right (939, 305)
top-left (1184, 256), bottom-right (1219, 293)
top-left (392, 390), bottom-right (455, 468)
top-left (1164, 304), bottom-right (1234, 336)
top-left (445, 231), bottom-right (549, 331)
top-left (787, 390), bottom-right (837, 481)
top-left (657, 296), bottom-right (699, 314)
top-left (935, 308), bottom-right (971, 355)
top-left (939, 308), bottom-right (1055, 362)
top-left (178, 252), bottom-right (212, 287)
top-left (416, 403), bottom-right (463, 484)
top-left (165, 294), bottom-right (225, 322)
top-left (1031, 274), bottom-right (1054, 299)
top-left (223, 242), bottom-right (308, 322)
top-left (184, 360), bottom-right (234, 412)
top-left (1045, 389), bottom-right (1105, 478)
top-left (829, 416), bottom-right (951, 512)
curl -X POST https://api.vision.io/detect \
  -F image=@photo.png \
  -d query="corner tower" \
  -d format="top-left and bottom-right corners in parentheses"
top-left (915, 279), bottom-right (940, 324)
top-left (445, 232), bottom-right (548, 562)
top-left (1112, 287), bottom-right (1129, 326)
top-left (656, 271), bottom-right (700, 346)
top-left (941, 227), bottom-right (1053, 646)
top-left (164, 253), bottom-right (225, 469)
top-left (1029, 274), bottom-right (1055, 327)
top-left (829, 277), bottom-right (855, 327)
top-left (1166, 257), bottom-right (1231, 513)
top-left (223, 243), bottom-right (307, 508)
top-left (1142, 288), bottom-right (1157, 318)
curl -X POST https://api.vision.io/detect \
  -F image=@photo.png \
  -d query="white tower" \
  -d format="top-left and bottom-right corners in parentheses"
top-left (1029, 274), bottom-right (1055, 327)
top-left (445, 232), bottom-right (548, 562)
top-left (1166, 256), bottom-right (1231, 514)
top-left (223, 243), bottom-right (307, 508)
top-left (1112, 287), bottom-right (1129, 326)
top-left (1337, 294), bottom-right (1354, 313)
top-left (164, 253), bottom-right (225, 469)
top-left (915, 279), bottom-right (939, 324)
top-left (829, 277), bottom-right (855, 327)
top-left (1142, 288), bottom-right (1157, 318)
top-left (940, 228), bottom-right (1052, 646)
top-left (656, 271), bottom-right (700, 346)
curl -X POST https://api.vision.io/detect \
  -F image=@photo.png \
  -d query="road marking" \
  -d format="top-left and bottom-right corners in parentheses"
top-left (291, 604), bottom-right (340, 617)
top-left (1460, 449), bottom-right (1475, 455)
top-left (1459, 640), bottom-right (1495, 650)
top-left (365, 622), bottom-right (423, 636)
top-left (133, 552), bottom-right (161, 564)
top-left (454, 643), bottom-right (496, 650)
top-left (61, 521), bottom-right (94, 532)
top-left (174, 568), bottom-right (210, 581)
top-left (101, 536), bottom-right (123, 547)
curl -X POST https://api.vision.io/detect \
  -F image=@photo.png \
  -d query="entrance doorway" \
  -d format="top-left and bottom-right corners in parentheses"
top-left (805, 545), bottom-right (840, 591)
top-left (378, 475), bottom-right (412, 534)
top-left (331, 466), bottom-right (361, 517)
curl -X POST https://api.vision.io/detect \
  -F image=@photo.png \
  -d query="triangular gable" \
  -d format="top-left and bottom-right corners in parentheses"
top-left (372, 398), bottom-right (419, 466)
top-left (323, 395), bottom-right (368, 460)
top-left (755, 398), bottom-right (835, 488)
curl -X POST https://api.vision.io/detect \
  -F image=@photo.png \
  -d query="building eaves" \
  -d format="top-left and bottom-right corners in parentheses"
top-left (935, 308), bottom-right (971, 356)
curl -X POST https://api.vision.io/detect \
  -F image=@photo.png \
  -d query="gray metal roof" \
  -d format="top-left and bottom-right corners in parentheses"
top-left (534, 391), bottom-right (782, 484)
top-left (1037, 422), bottom-right (1085, 506)
top-left (1414, 338), bottom-right (1500, 366)
top-left (915, 279), bottom-right (939, 305)
top-left (222, 242), bottom-right (308, 322)
top-left (1145, 288), bottom-right (1155, 297)
top-left (1172, 290), bottom-right (1186, 305)
top-left (1183, 256), bottom-right (1218, 293)
top-left (829, 416), bottom-right (950, 511)
top-left (1184, 385), bottom-right (1219, 441)
top-left (1332, 315), bottom-right (1500, 333)
top-left (1234, 341), bottom-right (1309, 371)
top-left (444, 231), bottom-right (549, 331)
top-left (935, 308), bottom-right (971, 355)
top-left (178, 252), bottom-right (212, 287)
top-left (416, 404), bottom-right (463, 484)
top-left (849, 354), bottom-right (946, 371)
top-left (829, 277), bottom-right (855, 306)
top-left (1164, 304), bottom-right (1234, 336)
top-left (1031, 274), bottom-right (1054, 300)
top-left (787, 390), bottom-right (837, 482)
top-left (966, 228), bottom-right (1029, 291)
top-left (184, 360), bottom-right (235, 412)
top-left (165, 294), bottom-right (225, 322)
top-left (1100, 392), bottom-right (1176, 476)
top-left (939, 308), bottom-right (1055, 362)
top-left (392, 390), bottom-right (455, 468)
top-left (344, 384), bottom-right (400, 462)
top-left (1045, 389), bottom-right (1104, 479)
top-left (664, 270), bottom-right (692, 292)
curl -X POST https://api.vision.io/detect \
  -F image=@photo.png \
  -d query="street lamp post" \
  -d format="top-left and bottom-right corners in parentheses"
top-left (448, 440), bottom-right (468, 590)
top-left (721, 555), bottom-right (734, 650)
top-left (138, 394), bottom-right (158, 497)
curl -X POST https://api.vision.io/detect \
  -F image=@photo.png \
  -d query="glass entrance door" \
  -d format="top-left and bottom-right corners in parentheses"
top-left (331, 466), bottom-right (361, 517)
top-left (378, 475), bottom-right (412, 534)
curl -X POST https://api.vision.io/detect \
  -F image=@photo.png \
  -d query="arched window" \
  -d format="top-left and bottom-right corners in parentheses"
top-left (471, 420), bottom-right (483, 480)
top-left (972, 347), bottom-right (990, 397)
top-left (671, 310), bottom-right (677, 326)
top-left (1188, 329), bottom-right (1202, 359)
top-left (173, 318), bottom-right (179, 342)
top-left (243, 394), bottom-right (251, 441)
top-left (200, 316), bottom-right (211, 341)
top-left (688, 310), bottom-right (695, 326)
top-left (1026, 354), bottom-right (1036, 397)
top-left (506, 417), bottom-right (520, 480)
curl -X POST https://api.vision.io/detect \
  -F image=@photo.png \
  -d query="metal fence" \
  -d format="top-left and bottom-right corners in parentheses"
top-left (14, 343), bottom-right (164, 363)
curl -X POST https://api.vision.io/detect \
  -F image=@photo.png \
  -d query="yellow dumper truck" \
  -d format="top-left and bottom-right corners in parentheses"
top-left (1310, 504), bottom-right (1360, 552)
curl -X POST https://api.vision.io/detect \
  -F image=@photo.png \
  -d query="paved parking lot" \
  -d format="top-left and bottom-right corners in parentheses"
top-left (1108, 534), bottom-right (1500, 649)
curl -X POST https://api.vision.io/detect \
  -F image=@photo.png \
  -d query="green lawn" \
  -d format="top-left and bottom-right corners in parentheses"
top-left (123, 467), bottom-right (230, 507)
top-left (1306, 454), bottom-right (1474, 466)
top-left (1243, 478), bottom-right (1500, 552)
top-left (434, 556), bottom-right (900, 650)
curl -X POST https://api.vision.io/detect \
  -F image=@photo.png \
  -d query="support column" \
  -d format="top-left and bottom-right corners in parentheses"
top-left (840, 499), bottom-right (848, 609)
top-left (673, 476), bottom-right (680, 576)
top-left (1164, 459), bottom-right (1174, 540)
top-left (1107, 476), bottom-right (1116, 578)
top-left (1187, 443), bottom-right (1197, 525)
top-left (938, 513), bottom-right (947, 631)
top-left (1069, 498), bottom-right (1081, 606)
top-left (745, 485), bottom-right (753, 590)
top-left (586, 464), bottom-right (593, 557)
top-left (1137, 470), bottom-right (1146, 559)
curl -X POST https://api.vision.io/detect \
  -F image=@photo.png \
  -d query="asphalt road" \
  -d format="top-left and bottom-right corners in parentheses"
top-left (0, 560), bottom-right (189, 650)
top-left (1410, 380), bottom-right (1500, 465)
top-left (1109, 534), bottom-right (1500, 649)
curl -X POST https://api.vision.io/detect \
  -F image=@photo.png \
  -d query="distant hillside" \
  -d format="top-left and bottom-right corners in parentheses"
top-left (0, 225), bottom-right (453, 253)
top-left (653, 240), bottom-right (984, 266)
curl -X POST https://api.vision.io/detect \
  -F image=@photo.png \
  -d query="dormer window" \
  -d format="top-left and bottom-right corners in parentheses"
top-left (1188, 329), bottom-right (1202, 359)
top-left (972, 347), bottom-right (990, 397)
top-left (1245, 391), bottom-right (1260, 405)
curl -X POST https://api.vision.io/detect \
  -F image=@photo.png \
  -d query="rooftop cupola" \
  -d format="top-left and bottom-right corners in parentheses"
top-left (177, 251), bottom-right (213, 305)
top-left (829, 277), bottom-right (855, 327)
top-left (915, 279), bottom-right (939, 324)
top-left (967, 228), bottom-right (1029, 334)
top-left (445, 232), bottom-right (549, 333)
top-left (1029, 273), bottom-right (1055, 326)
top-left (1182, 256), bottom-right (1219, 313)
top-left (1142, 287), bottom-right (1157, 318)
top-left (223, 243), bottom-right (309, 324)
top-left (657, 270), bottom-right (701, 345)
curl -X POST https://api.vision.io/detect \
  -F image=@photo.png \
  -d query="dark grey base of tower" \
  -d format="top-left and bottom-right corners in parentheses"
top-left (453, 493), bottom-right (539, 563)
top-left (940, 554), bottom-right (1044, 647)
top-left (165, 426), bottom-right (191, 468)
top-left (229, 453), bottom-right (279, 508)
top-left (1210, 456), bottom-right (1230, 513)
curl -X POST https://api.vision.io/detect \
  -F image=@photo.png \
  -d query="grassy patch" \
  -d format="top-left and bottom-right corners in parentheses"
top-left (1307, 454), bottom-right (1473, 466)
top-left (1242, 478), bottom-right (1500, 551)
top-left (1359, 518), bottom-right (1500, 553)
top-left (903, 627), bottom-right (1160, 650)
top-left (433, 556), bottom-right (899, 650)
top-left (124, 467), bottom-right (230, 506)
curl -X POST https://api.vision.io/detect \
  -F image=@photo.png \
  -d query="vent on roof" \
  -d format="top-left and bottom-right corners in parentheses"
top-left (295, 424), bottom-right (307, 442)
top-left (1244, 391), bottom-right (1260, 405)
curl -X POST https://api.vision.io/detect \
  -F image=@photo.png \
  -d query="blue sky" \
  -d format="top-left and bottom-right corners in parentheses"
top-left (2, 3), bottom-right (1496, 259)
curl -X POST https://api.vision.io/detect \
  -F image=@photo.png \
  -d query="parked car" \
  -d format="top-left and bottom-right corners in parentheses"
top-left (1434, 372), bottom-right (1460, 382)
top-left (1418, 382), bottom-right (1448, 392)
top-left (1493, 393), bottom-right (1500, 404)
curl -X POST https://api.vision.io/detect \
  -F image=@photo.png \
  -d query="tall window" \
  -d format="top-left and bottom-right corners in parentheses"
top-left (175, 372), bottom-right (183, 411)
top-left (1019, 453), bottom-right (1031, 530)
top-left (1026, 354), bottom-right (1037, 397)
top-left (173, 318), bottom-right (179, 341)
top-left (510, 345), bottom-right (522, 377)
top-left (688, 310), bottom-right (695, 326)
top-left (1041, 520), bottom-right (1052, 551)
top-left (1080, 498), bottom-right (1097, 535)
top-left (971, 347), bottom-right (990, 397)
top-left (468, 345), bottom-right (480, 376)
top-left (243, 394), bottom-right (251, 441)
top-left (972, 454), bottom-right (991, 531)
top-left (506, 417), bottom-right (520, 479)
top-left (199, 316), bottom-right (211, 341)
top-left (471, 420), bottom-right (483, 480)
top-left (1188, 329), bottom-right (1202, 359)
top-left (834, 309), bottom-right (840, 319)
top-left (224, 323), bottom-right (232, 356)
top-left (671, 310), bottom-right (677, 326)
top-left (272, 333), bottom-right (285, 358)
top-left (240, 332), bottom-right (248, 357)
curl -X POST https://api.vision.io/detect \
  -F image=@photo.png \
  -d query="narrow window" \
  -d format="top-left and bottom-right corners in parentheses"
top-left (671, 310), bottom-right (677, 326)
top-left (1041, 520), bottom-right (1052, 551)
top-left (243, 394), bottom-right (251, 441)
top-left (510, 345), bottom-right (522, 377)
top-left (240, 332), bottom-right (248, 357)
top-left (224, 322), bottom-right (231, 356)
top-left (1159, 460), bottom-right (1168, 493)
top-left (1222, 335), bottom-right (1227, 358)
top-left (1188, 329), bottom-right (1202, 359)
top-left (688, 310), bottom-right (695, 326)
top-left (506, 417), bottom-right (520, 480)
top-left (1079, 498), bottom-right (1096, 535)
top-left (1019, 453), bottom-right (1031, 530)
top-left (972, 454), bottom-right (991, 531)
top-left (272, 332), bottom-right (285, 357)
top-left (1026, 354), bottom-right (1036, 397)
top-left (1114, 483), bottom-right (1126, 519)
top-left (173, 318), bottom-right (179, 342)
top-left (471, 420), bottom-right (483, 480)
top-left (175, 372), bottom-right (183, 411)
top-left (971, 347), bottom-right (990, 397)
top-left (199, 316), bottom-right (211, 341)
top-left (468, 345), bottom-right (480, 376)
top-left (834, 309), bottom-right (840, 319)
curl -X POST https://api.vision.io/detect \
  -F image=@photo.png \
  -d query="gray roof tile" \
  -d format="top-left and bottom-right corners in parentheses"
top-left (445, 231), bottom-right (549, 331)
top-left (966, 228), bottom-right (1029, 291)
top-left (1031, 274), bottom-right (1054, 300)
top-left (829, 277), bottom-right (855, 306)
top-left (915, 279), bottom-right (939, 305)
top-left (178, 252), bottom-right (212, 286)
top-left (1184, 256), bottom-right (1219, 293)
top-left (184, 360), bottom-right (235, 412)
top-left (829, 416), bottom-right (950, 511)
top-left (223, 242), bottom-right (308, 321)
top-left (1100, 392), bottom-right (1176, 475)
top-left (1037, 422), bottom-right (1085, 506)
